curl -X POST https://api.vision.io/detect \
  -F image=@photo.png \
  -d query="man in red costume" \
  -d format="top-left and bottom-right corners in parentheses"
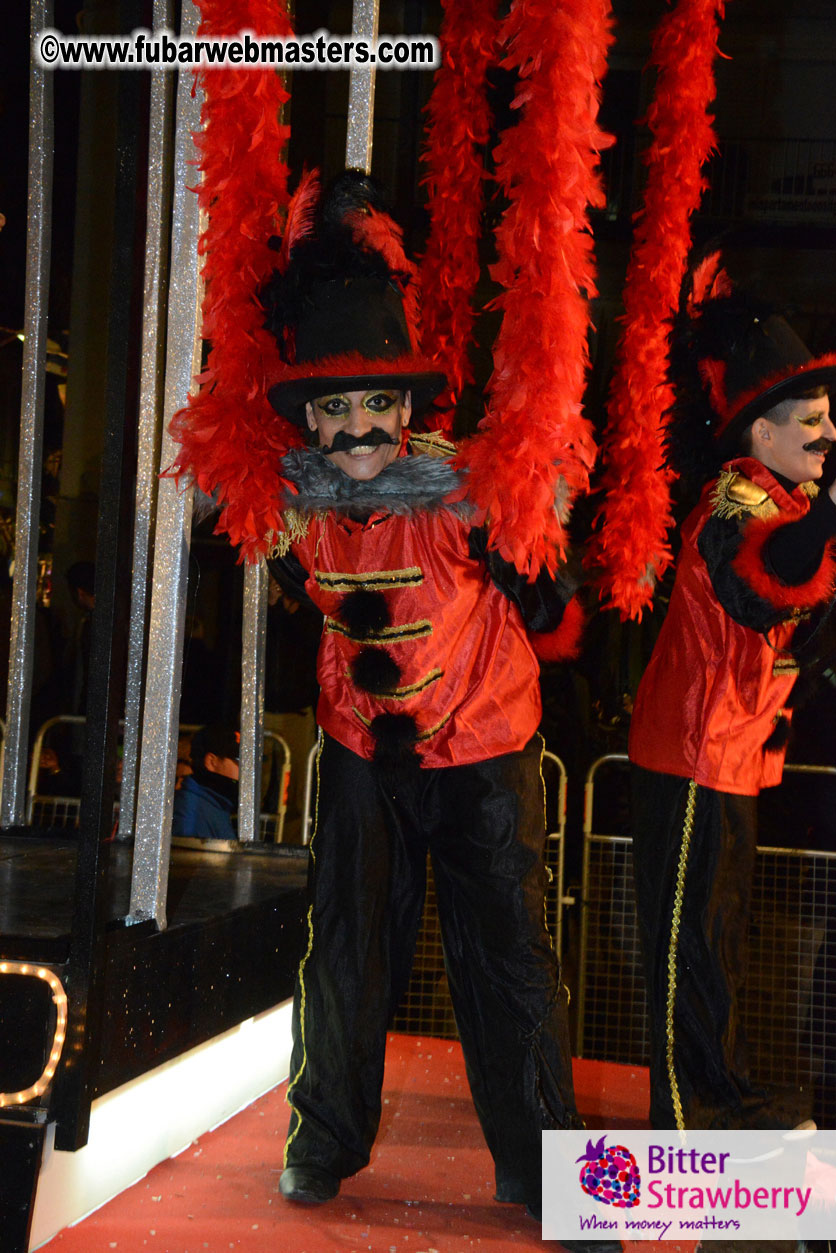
top-left (260, 172), bottom-right (619, 1252)
top-left (629, 255), bottom-right (836, 1131)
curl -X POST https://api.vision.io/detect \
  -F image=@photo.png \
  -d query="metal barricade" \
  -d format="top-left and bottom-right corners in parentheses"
top-left (258, 730), bottom-right (291, 844)
top-left (577, 752), bottom-right (836, 1127)
top-left (300, 738), bottom-right (319, 846)
top-left (27, 716), bottom-right (290, 842)
top-left (578, 754), bottom-right (647, 1063)
top-left (27, 716), bottom-right (118, 829)
top-left (543, 748), bottom-right (570, 958)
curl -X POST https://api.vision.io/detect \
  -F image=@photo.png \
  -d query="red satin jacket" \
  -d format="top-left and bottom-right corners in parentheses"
top-left (286, 502), bottom-right (543, 767)
top-left (629, 458), bottom-right (833, 796)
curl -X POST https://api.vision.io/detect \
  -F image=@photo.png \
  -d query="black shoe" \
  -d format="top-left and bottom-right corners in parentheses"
top-left (494, 1184), bottom-right (525, 1204)
top-left (279, 1164), bottom-right (340, 1205)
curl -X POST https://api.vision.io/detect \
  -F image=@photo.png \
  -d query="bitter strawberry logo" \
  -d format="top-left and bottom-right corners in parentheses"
top-left (576, 1136), bottom-right (641, 1208)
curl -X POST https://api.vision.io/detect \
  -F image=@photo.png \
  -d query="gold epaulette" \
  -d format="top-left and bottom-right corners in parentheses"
top-left (267, 507), bottom-right (310, 558)
top-left (710, 470), bottom-right (779, 522)
top-left (408, 431), bottom-right (458, 458)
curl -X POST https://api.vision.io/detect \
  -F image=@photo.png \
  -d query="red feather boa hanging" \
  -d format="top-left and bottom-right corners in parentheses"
top-left (168, 0), bottom-right (296, 560)
top-left (589, 0), bottom-right (726, 620)
top-left (457, 0), bottom-right (614, 578)
top-left (419, 0), bottom-right (501, 431)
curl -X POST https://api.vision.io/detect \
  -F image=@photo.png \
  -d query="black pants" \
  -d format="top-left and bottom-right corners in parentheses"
top-left (630, 764), bottom-right (809, 1130)
top-left (283, 732), bottom-right (579, 1204)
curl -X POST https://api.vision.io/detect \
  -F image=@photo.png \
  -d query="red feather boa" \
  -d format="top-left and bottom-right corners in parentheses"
top-left (419, 0), bottom-right (500, 430)
top-left (457, 0), bottom-right (614, 578)
top-left (732, 519), bottom-right (836, 611)
top-left (168, 0), bottom-right (296, 560)
top-left (590, 0), bottom-right (726, 620)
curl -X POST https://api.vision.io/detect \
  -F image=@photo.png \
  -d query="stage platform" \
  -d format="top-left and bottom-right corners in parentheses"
top-left (0, 833), bottom-right (309, 948)
top-left (0, 832), bottom-right (308, 1104)
top-left (35, 1034), bottom-right (701, 1253)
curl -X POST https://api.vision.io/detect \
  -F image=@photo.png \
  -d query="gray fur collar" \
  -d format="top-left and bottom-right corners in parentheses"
top-left (280, 447), bottom-right (471, 520)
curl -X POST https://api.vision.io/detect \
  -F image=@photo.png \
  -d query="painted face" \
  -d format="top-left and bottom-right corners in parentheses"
top-left (752, 394), bottom-right (835, 484)
top-left (305, 388), bottom-right (411, 481)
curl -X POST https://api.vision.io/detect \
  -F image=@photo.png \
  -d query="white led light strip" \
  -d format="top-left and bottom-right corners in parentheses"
top-left (0, 961), bottom-right (68, 1107)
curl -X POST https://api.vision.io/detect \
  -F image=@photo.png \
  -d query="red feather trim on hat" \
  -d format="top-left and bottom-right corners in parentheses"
top-left (458, 0), bottom-right (614, 578)
top-left (269, 350), bottom-right (443, 397)
top-left (419, 0), bottom-right (500, 427)
top-left (166, 0), bottom-right (298, 560)
top-left (589, 0), bottom-right (726, 620)
top-left (530, 595), bottom-right (586, 662)
top-left (732, 519), bottom-right (836, 611)
top-left (715, 352), bottom-right (836, 435)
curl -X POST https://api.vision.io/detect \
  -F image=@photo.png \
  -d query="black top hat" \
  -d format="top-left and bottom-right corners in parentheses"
top-left (702, 308), bottom-right (836, 444)
top-left (261, 171), bottom-right (446, 426)
top-left (667, 252), bottom-right (836, 479)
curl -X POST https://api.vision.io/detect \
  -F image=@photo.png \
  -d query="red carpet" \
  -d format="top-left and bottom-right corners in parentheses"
top-left (39, 1035), bottom-right (699, 1253)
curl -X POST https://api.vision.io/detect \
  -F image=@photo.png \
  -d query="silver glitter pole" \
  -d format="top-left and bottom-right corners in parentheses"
top-left (128, 0), bottom-right (202, 927)
top-left (118, 0), bottom-right (175, 841)
top-left (238, 560), bottom-right (268, 842)
top-left (345, 0), bottom-right (379, 172)
top-left (1, 0), bottom-right (54, 827)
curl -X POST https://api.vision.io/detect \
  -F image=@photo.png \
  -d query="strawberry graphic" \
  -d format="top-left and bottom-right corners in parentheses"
top-left (576, 1136), bottom-right (641, 1208)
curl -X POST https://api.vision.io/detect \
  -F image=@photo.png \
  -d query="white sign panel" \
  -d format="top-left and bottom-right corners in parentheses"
top-left (543, 1129), bottom-right (836, 1242)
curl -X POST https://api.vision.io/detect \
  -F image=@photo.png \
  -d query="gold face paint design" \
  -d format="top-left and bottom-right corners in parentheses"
top-left (794, 409), bottom-right (829, 428)
top-left (314, 390), bottom-right (402, 420)
top-left (305, 388), bottom-right (412, 481)
top-left (756, 393), bottom-right (835, 483)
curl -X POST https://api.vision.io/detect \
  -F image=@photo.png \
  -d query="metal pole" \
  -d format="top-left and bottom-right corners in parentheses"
top-left (53, 0), bottom-right (146, 1149)
top-left (238, 560), bottom-right (268, 842)
top-left (345, 0), bottom-right (379, 172)
top-left (128, 0), bottom-right (202, 927)
top-left (118, 0), bottom-right (176, 840)
top-left (1, 0), bottom-right (54, 826)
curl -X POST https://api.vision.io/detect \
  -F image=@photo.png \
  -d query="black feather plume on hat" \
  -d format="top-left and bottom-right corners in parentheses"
top-left (260, 171), bottom-right (407, 360)
top-left (665, 279), bottom-right (773, 488)
top-left (258, 169), bottom-right (446, 425)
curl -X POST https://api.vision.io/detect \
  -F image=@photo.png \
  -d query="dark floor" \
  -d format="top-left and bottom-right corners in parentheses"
top-left (0, 833), bottom-right (309, 944)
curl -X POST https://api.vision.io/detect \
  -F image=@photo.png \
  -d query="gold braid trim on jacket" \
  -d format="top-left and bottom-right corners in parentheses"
top-left (267, 507), bottom-right (311, 558)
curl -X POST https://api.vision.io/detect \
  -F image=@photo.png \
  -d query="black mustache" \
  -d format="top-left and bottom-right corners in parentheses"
top-left (803, 437), bottom-right (834, 454)
top-left (321, 428), bottom-right (399, 455)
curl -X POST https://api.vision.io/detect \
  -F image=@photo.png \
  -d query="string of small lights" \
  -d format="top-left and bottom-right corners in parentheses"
top-left (0, 961), bottom-right (67, 1107)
